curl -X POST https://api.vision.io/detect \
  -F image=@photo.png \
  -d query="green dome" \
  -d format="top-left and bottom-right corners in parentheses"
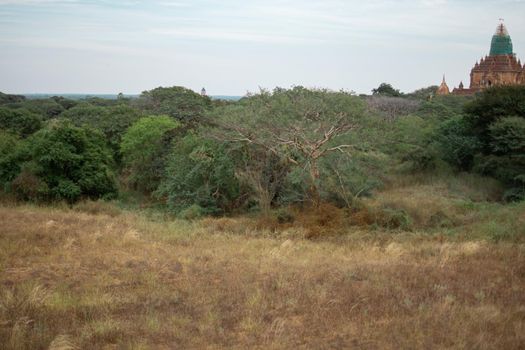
top-left (490, 23), bottom-right (513, 56)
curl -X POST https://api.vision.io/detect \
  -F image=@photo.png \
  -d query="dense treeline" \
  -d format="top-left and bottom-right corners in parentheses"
top-left (0, 85), bottom-right (523, 215)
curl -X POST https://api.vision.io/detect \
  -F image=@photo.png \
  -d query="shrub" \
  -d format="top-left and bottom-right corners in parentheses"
top-left (276, 208), bottom-right (295, 224)
top-left (156, 133), bottom-right (240, 215)
top-left (178, 204), bottom-right (205, 220)
top-left (14, 120), bottom-right (117, 203)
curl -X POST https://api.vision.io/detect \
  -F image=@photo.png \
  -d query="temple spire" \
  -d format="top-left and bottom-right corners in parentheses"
top-left (437, 74), bottom-right (450, 95)
top-left (490, 21), bottom-right (513, 56)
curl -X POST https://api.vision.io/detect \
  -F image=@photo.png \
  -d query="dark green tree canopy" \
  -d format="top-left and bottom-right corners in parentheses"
top-left (157, 133), bottom-right (240, 215)
top-left (135, 86), bottom-right (212, 122)
top-left (372, 83), bottom-right (403, 97)
top-left (0, 92), bottom-right (25, 105)
top-left (0, 107), bottom-right (43, 137)
top-left (13, 120), bottom-right (117, 203)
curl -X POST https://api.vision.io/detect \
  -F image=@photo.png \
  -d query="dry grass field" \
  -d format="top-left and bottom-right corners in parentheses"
top-left (0, 195), bottom-right (524, 349)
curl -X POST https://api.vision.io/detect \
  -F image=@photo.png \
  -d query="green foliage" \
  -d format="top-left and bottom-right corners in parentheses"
top-left (156, 134), bottom-right (240, 215)
top-left (135, 86), bottom-right (211, 122)
top-left (388, 115), bottom-right (440, 171)
top-left (435, 116), bottom-right (480, 170)
top-left (60, 103), bottom-right (109, 126)
top-left (12, 121), bottom-right (117, 202)
top-left (210, 86), bottom-right (365, 206)
top-left (178, 204), bottom-right (206, 220)
top-left (0, 92), bottom-right (25, 105)
top-left (0, 131), bottom-right (21, 189)
top-left (417, 95), bottom-right (470, 120)
top-left (20, 99), bottom-right (65, 119)
top-left (465, 85), bottom-right (525, 150)
top-left (372, 83), bottom-right (402, 97)
top-left (0, 107), bottom-right (42, 137)
top-left (455, 86), bottom-right (525, 200)
top-left (120, 116), bottom-right (180, 193)
top-left (319, 151), bottom-right (384, 207)
top-left (61, 103), bottom-right (142, 162)
top-left (406, 86), bottom-right (438, 100)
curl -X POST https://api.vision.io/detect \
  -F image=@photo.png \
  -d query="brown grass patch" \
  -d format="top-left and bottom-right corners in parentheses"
top-left (0, 205), bottom-right (524, 349)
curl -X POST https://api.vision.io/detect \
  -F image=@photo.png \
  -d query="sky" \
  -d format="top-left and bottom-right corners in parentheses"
top-left (1, 0), bottom-right (524, 95)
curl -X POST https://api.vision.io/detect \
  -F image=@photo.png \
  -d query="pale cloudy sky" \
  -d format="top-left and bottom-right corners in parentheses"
top-left (1, 0), bottom-right (524, 95)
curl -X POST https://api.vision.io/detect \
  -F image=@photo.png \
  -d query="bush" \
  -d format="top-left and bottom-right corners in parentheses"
top-left (0, 131), bottom-right (22, 189)
top-left (178, 204), bottom-right (205, 220)
top-left (276, 208), bottom-right (295, 224)
top-left (373, 207), bottom-right (412, 230)
top-left (435, 116), bottom-right (480, 170)
top-left (156, 134), bottom-right (241, 215)
top-left (13, 120), bottom-right (117, 203)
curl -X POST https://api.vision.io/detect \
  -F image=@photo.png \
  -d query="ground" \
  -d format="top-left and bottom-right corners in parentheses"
top-left (0, 201), bottom-right (524, 349)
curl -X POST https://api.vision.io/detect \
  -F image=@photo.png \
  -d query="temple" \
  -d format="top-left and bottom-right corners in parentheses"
top-left (436, 75), bottom-right (450, 95)
top-left (440, 22), bottom-right (525, 96)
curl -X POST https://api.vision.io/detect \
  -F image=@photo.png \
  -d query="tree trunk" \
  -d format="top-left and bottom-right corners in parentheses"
top-left (309, 160), bottom-right (321, 208)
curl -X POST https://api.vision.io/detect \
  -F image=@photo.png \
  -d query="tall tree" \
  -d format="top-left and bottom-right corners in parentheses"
top-left (209, 87), bottom-right (364, 207)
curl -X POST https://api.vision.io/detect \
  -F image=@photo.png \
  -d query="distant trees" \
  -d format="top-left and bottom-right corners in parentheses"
top-left (61, 104), bottom-right (142, 161)
top-left (0, 84), bottom-right (521, 209)
top-left (135, 86), bottom-right (212, 123)
top-left (372, 83), bottom-right (403, 97)
top-left (0, 108), bottom-right (42, 137)
top-left (366, 96), bottom-right (420, 121)
top-left (0, 92), bottom-right (25, 105)
top-left (406, 86), bottom-right (438, 100)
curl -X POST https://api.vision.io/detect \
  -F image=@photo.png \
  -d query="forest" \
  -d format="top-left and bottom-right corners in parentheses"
top-left (1, 84), bottom-right (524, 223)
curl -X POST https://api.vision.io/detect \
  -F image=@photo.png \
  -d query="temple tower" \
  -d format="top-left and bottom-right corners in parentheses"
top-left (450, 21), bottom-right (524, 95)
top-left (436, 75), bottom-right (450, 95)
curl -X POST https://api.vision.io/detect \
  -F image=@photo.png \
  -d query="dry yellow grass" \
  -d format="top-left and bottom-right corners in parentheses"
top-left (0, 204), bottom-right (524, 349)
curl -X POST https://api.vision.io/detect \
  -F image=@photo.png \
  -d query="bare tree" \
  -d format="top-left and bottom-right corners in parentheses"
top-left (366, 96), bottom-right (420, 122)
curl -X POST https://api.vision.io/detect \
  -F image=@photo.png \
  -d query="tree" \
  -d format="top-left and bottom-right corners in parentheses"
top-left (465, 85), bottom-right (525, 153)
top-left (434, 116), bottom-right (480, 170)
top-left (372, 83), bottom-right (403, 97)
top-left (0, 107), bottom-right (42, 137)
top-left (12, 120), bottom-right (117, 202)
top-left (209, 87), bottom-right (364, 207)
top-left (61, 103), bottom-right (142, 162)
top-left (135, 86), bottom-right (212, 123)
top-left (21, 99), bottom-right (65, 119)
top-left (482, 117), bottom-right (525, 200)
top-left (406, 86), bottom-right (438, 100)
top-left (120, 116), bottom-right (180, 193)
top-left (439, 86), bottom-right (525, 200)
top-left (0, 92), bottom-right (25, 105)
top-left (231, 144), bottom-right (290, 213)
top-left (0, 131), bottom-right (21, 189)
top-left (156, 133), bottom-right (240, 215)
